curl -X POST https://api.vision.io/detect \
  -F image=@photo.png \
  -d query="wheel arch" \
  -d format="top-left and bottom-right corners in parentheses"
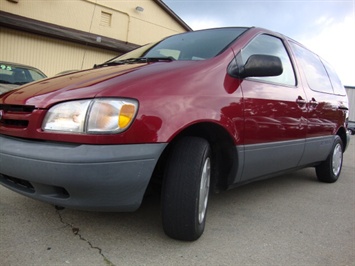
top-left (149, 122), bottom-right (238, 194)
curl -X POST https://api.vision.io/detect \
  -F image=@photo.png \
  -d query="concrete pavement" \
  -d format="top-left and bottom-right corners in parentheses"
top-left (1, 136), bottom-right (354, 265)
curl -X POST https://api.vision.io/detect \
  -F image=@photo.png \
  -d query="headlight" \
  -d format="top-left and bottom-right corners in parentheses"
top-left (42, 98), bottom-right (138, 134)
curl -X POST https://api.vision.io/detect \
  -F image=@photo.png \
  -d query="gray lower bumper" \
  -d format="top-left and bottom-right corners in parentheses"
top-left (0, 135), bottom-right (166, 211)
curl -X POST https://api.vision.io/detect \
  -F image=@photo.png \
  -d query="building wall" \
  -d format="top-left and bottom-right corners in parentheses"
top-left (345, 87), bottom-right (355, 121)
top-left (1, 0), bottom-right (187, 44)
top-left (0, 27), bottom-right (117, 76)
top-left (0, 0), bottom-right (189, 76)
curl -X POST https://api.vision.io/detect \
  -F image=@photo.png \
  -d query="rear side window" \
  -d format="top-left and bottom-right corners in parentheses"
top-left (240, 34), bottom-right (296, 86)
top-left (290, 42), bottom-right (334, 94)
top-left (322, 60), bottom-right (347, 96)
top-left (28, 69), bottom-right (46, 81)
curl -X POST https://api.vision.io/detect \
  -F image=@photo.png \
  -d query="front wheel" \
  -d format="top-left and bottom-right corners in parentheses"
top-left (162, 137), bottom-right (211, 241)
top-left (316, 135), bottom-right (344, 183)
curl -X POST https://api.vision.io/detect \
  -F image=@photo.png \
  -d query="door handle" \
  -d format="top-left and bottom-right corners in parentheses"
top-left (296, 96), bottom-right (306, 106)
top-left (309, 97), bottom-right (318, 108)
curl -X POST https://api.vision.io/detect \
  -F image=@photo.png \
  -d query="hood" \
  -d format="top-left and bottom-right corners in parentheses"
top-left (0, 61), bottom-right (208, 108)
top-left (0, 64), bottom-right (149, 107)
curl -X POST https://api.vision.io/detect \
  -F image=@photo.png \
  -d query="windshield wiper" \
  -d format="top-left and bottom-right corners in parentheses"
top-left (94, 57), bottom-right (175, 68)
top-left (94, 58), bottom-right (138, 68)
top-left (140, 57), bottom-right (176, 62)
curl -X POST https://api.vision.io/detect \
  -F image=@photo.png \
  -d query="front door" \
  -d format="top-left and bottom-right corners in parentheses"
top-left (236, 34), bottom-right (308, 181)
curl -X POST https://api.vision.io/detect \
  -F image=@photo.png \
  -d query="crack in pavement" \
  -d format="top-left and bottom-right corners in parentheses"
top-left (55, 206), bottom-right (115, 266)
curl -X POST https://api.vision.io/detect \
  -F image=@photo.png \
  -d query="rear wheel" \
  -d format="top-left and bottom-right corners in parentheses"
top-left (162, 137), bottom-right (211, 241)
top-left (316, 135), bottom-right (343, 183)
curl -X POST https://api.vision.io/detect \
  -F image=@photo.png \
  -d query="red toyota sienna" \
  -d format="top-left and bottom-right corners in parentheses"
top-left (0, 27), bottom-right (350, 241)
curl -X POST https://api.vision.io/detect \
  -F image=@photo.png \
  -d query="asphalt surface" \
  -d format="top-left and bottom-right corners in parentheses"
top-left (1, 136), bottom-right (354, 266)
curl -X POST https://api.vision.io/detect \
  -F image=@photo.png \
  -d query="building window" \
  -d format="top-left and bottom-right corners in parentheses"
top-left (100, 11), bottom-right (112, 27)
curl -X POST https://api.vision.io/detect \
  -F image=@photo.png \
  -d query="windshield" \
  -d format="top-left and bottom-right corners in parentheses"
top-left (0, 63), bottom-right (47, 86)
top-left (109, 28), bottom-right (248, 63)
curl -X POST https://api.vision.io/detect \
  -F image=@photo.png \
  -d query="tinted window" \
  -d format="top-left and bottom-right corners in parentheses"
top-left (322, 60), bottom-right (346, 96)
top-left (0, 63), bottom-right (46, 85)
top-left (112, 28), bottom-right (248, 62)
top-left (241, 34), bottom-right (296, 86)
top-left (290, 42), bottom-right (334, 94)
top-left (28, 69), bottom-right (47, 81)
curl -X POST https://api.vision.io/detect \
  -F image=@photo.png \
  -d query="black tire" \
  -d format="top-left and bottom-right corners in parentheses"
top-left (315, 135), bottom-right (343, 183)
top-left (162, 137), bottom-right (211, 241)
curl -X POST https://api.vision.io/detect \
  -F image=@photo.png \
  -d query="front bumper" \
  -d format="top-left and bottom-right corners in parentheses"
top-left (0, 135), bottom-right (166, 211)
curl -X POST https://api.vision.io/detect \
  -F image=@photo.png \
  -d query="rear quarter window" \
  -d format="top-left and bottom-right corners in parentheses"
top-left (28, 69), bottom-right (46, 81)
top-left (322, 60), bottom-right (347, 96)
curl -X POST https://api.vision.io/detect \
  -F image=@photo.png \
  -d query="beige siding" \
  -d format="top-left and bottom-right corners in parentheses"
top-left (1, 0), bottom-right (188, 77)
top-left (0, 27), bottom-right (117, 77)
top-left (1, 0), bottom-right (187, 45)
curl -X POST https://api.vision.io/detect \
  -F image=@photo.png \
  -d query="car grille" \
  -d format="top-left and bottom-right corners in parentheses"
top-left (0, 104), bottom-right (36, 129)
top-left (0, 104), bottom-right (35, 113)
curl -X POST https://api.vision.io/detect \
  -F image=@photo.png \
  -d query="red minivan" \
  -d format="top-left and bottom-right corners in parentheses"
top-left (0, 27), bottom-right (350, 241)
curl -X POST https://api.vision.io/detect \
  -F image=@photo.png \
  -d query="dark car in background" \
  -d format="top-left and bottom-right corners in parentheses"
top-left (0, 27), bottom-right (350, 241)
top-left (0, 61), bottom-right (47, 95)
top-left (348, 121), bottom-right (355, 135)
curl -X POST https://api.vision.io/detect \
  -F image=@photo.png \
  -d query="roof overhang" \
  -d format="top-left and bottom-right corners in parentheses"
top-left (0, 11), bottom-right (139, 53)
top-left (154, 0), bottom-right (192, 31)
top-left (0, 2), bottom-right (191, 53)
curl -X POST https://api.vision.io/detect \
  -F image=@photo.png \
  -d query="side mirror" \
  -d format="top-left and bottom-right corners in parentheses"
top-left (228, 54), bottom-right (283, 78)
